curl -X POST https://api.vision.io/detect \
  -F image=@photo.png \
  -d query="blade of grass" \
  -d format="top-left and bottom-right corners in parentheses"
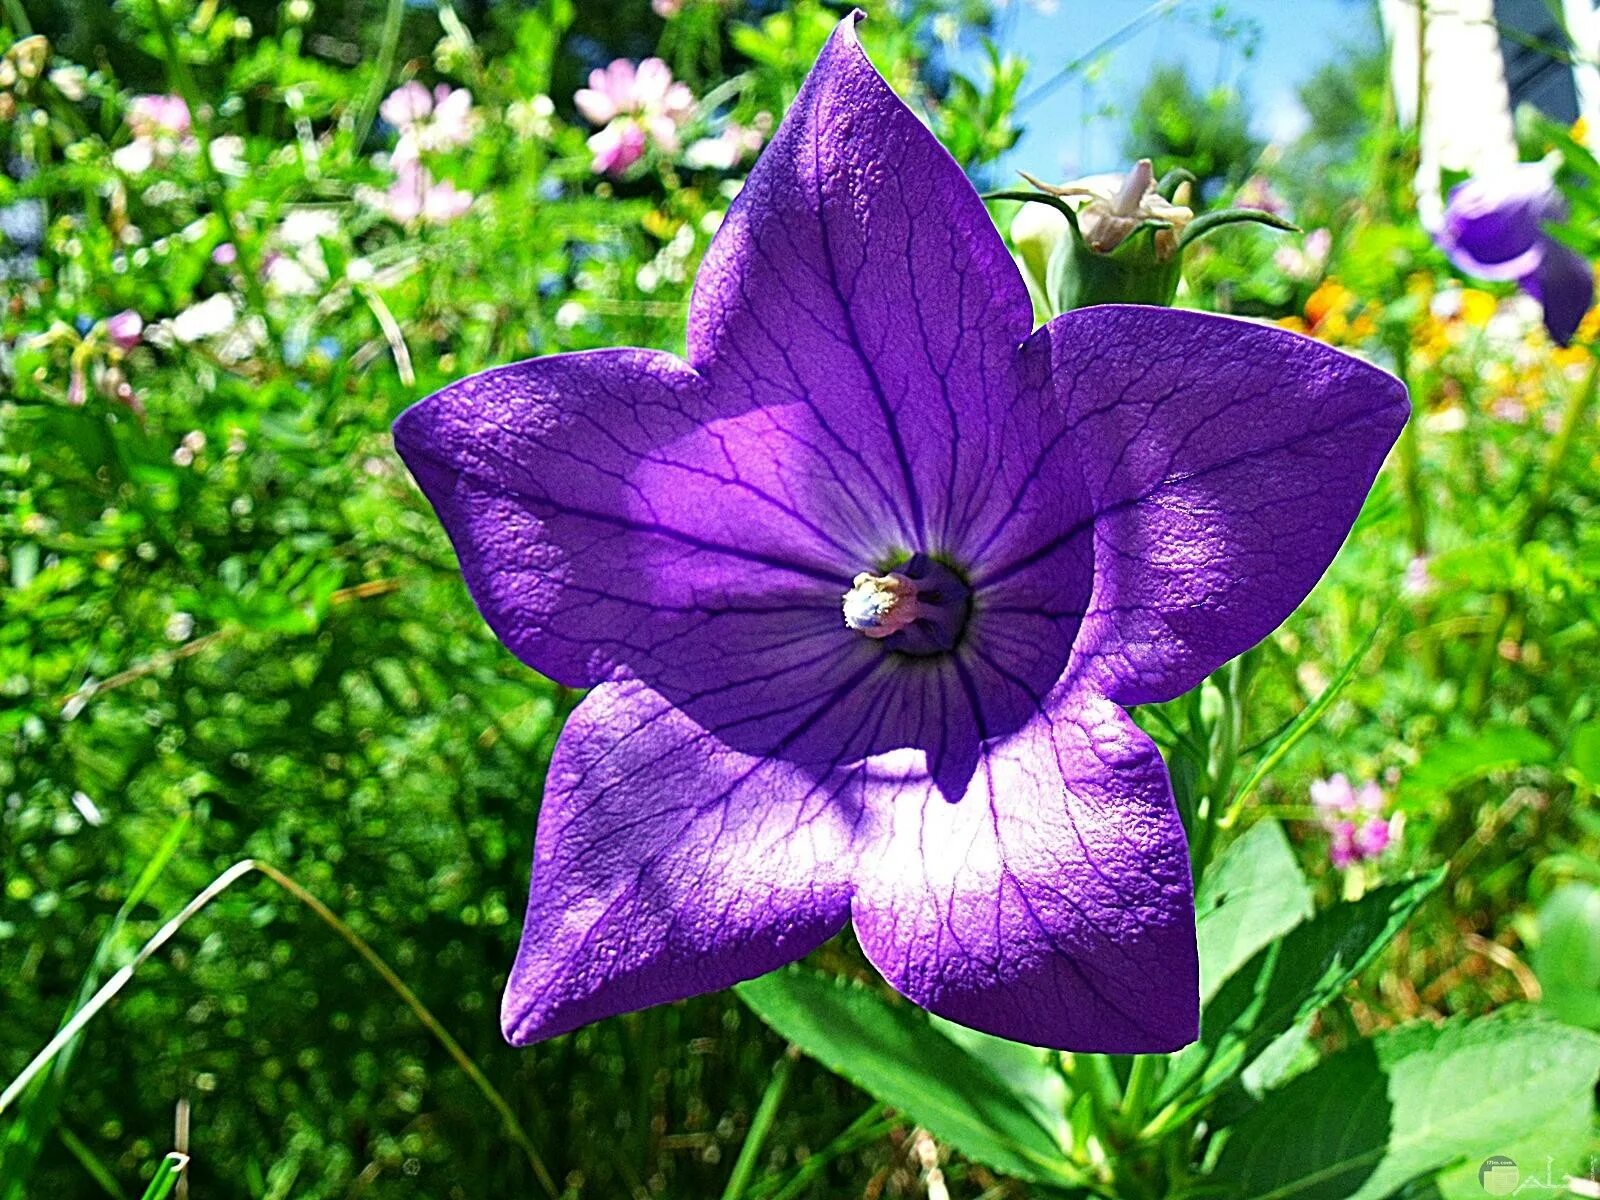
top-left (0, 859), bottom-right (559, 1200)
top-left (0, 813), bottom-right (192, 1200)
top-left (351, 0), bottom-right (406, 148)
top-left (755, 1106), bottom-right (898, 1200)
top-left (1221, 611), bottom-right (1388, 826)
top-left (138, 1153), bottom-right (189, 1200)
top-left (56, 1126), bottom-right (129, 1200)
top-left (720, 1050), bottom-right (796, 1200)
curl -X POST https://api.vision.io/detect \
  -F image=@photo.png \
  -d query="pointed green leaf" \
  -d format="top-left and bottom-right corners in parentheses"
top-left (1195, 821), bottom-right (1314, 1004)
top-left (1161, 869), bottom-right (1445, 1103)
top-left (1212, 1012), bottom-right (1600, 1200)
top-left (1530, 883), bottom-right (1600, 1030)
top-left (737, 968), bottom-right (1077, 1185)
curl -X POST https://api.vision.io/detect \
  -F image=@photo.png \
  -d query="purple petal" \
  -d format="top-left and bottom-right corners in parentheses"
top-left (686, 12), bottom-right (1035, 553)
top-left (1523, 237), bottom-right (1594, 346)
top-left (1020, 306), bottom-right (1407, 706)
top-left (851, 687), bottom-right (1198, 1052)
top-left (503, 679), bottom-right (857, 1044)
top-left (393, 347), bottom-right (861, 693)
top-left (1437, 164), bottom-right (1554, 281)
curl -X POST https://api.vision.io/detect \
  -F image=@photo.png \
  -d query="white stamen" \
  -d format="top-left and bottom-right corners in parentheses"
top-left (842, 571), bottom-right (919, 638)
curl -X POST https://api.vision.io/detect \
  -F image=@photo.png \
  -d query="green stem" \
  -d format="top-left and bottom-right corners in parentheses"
top-left (721, 1052), bottom-right (797, 1200)
top-left (351, 0), bottom-right (406, 149)
top-left (1395, 368), bottom-right (1428, 561)
top-left (1, 0), bottom-right (31, 34)
top-left (1077, 1053), bottom-right (1124, 1136)
top-left (1520, 356), bottom-right (1598, 542)
top-left (757, 1107), bottom-right (896, 1200)
top-left (1119, 1055), bottom-right (1161, 1133)
top-left (1466, 357), bottom-right (1597, 714)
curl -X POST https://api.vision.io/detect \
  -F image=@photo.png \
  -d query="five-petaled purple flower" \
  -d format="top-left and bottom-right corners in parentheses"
top-left (1435, 162), bottom-right (1594, 347)
top-left (394, 15), bottom-right (1407, 1052)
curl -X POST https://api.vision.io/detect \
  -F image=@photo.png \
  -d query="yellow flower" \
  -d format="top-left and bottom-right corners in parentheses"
top-left (1459, 289), bottom-right (1497, 328)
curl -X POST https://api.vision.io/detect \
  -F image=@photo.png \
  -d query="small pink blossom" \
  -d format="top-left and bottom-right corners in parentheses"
top-left (366, 159), bottom-right (473, 225)
top-left (1310, 773), bottom-right (1393, 868)
top-left (114, 93), bottom-right (195, 174)
top-left (1401, 554), bottom-right (1432, 598)
top-left (381, 82), bottom-right (475, 156)
top-left (683, 121), bottom-right (765, 171)
top-left (106, 309), bottom-right (143, 350)
top-left (212, 242), bottom-right (238, 266)
top-left (127, 93), bottom-right (192, 140)
top-left (651, 0), bottom-right (684, 16)
top-left (1235, 174), bottom-right (1288, 217)
top-left (587, 121), bottom-right (649, 176)
top-left (1274, 228), bottom-right (1332, 282)
top-left (574, 57), bottom-right (695, 176)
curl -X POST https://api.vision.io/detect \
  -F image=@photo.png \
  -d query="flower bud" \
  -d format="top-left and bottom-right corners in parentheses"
top-left (999, 162), bottom-right (1298, 316)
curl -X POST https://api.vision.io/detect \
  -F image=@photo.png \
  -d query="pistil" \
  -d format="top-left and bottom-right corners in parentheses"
top-left (841, 553), bottom-right (970, 656)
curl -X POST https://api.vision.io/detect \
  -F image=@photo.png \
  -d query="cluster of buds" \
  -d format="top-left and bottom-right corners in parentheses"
top-left (29, 308), bottom-right (146, 414)
top-left (998, 159), bottom-right (1297, 314)
top-left (0, 35), bottom-right (48, 121)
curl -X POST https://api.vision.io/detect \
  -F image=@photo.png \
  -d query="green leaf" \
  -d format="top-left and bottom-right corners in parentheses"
top-left (737, 968), bottom-right (1077, 1185)
top-left (1399, 726), bottom-right (1555, 809)
top-left (1568, 720), bottom-right (1600, 792)
top-left (1195, 820), bottom-right (1314, 1003)
top-left (1211, 1012), bottom-right (1600, 1200)
top-left (1530, 883), bottom-right (1600, 1030)
top-left (1160, 870), bottom-right (1444, 1103)
top-left (929, 1016), bottom-right (1072, 1148)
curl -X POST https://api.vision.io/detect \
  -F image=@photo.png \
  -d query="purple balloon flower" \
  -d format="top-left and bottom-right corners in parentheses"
top-left (1436, 162), bottom-right (1594, 346)
top-left (394, 15), bottom-right (1407, 1052)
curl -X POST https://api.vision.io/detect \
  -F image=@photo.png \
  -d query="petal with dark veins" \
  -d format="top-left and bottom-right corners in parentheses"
top-left (1017, 306), bottom-right (1408, 706)
top-left (687, 13), bottom-right (1036, 555)
top-left (851, 687), bottom-right (1198, 1052)
top-left (502, 678), bottom-right (859, 1045)
top-left (393, 348), bottom-right (864, 699)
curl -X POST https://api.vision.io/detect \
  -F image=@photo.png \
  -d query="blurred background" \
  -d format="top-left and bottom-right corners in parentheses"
top-left (2, 0), bottom-right (1598, 1197)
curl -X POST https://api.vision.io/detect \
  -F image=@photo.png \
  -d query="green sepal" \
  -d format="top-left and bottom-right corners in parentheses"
top-left (1178, 206), bottom-right (1299, 250)
top-left (1047, 222), bottom-right (1183, 311)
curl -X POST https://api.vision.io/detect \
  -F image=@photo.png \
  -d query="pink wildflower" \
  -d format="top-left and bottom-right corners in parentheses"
top-left (114, 93), bottom-right (194, 174)
top-left (367, 159), bottom-right (472, 225)
top-left (1310, 773), bottom-right (1393, 869)
top-left (574, 57), bottom-right (695, 176)
top-left (106, 309), bottom-right (143, 351)
top-left (127, 93), bottom-right (191, 140)
top-left (381, 82), bottom-right (475, 157)
top-left (1235, 174), bottom-right (1288, 217)
top-left (683, 121), bottom-right (766, 171)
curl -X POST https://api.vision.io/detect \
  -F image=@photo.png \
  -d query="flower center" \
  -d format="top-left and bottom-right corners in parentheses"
top-left (841, 553), bottom-right (970, 656)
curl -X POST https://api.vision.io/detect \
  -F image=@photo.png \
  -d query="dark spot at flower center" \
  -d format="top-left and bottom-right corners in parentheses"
top-left (841, 552), bottom-right (971, 657)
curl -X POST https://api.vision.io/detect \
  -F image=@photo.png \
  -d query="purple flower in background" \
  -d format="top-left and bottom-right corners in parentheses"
top-left (1311, 774), bottom-right (1393, 869)
top-left (394, 15), bottom-right (1406, 1051)
top-left (1435, 163), bottom-right (1594, 346)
